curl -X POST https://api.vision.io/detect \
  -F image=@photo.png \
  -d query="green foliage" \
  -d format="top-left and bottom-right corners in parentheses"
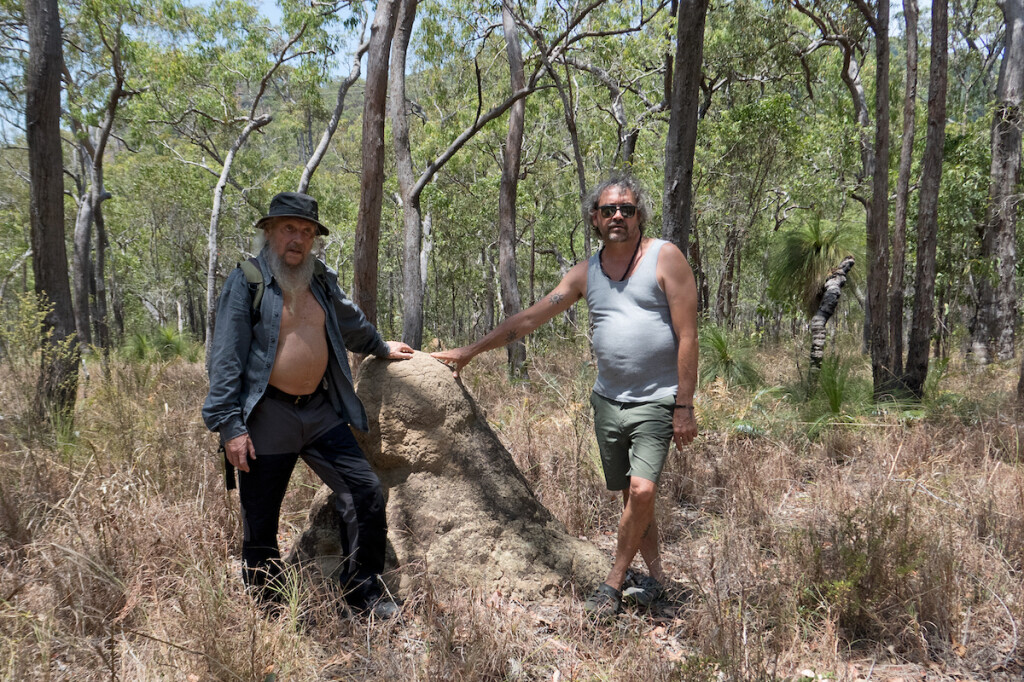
top-left (803, 355), bottom-right (871, 439)
top-left (0, 293), bottom-right (79, 443)
top-left (125, 331), bottom-right (155, 361)
top-left (123, 326), bottom-right (199, 362)
top-left (698, 325), bottom-right (762, 390)
top-left (769, 215), bottom-right (863, 318)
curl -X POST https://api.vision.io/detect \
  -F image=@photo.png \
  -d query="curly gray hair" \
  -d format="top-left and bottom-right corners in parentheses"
top-left (585, 173), bottom-right (652, 237)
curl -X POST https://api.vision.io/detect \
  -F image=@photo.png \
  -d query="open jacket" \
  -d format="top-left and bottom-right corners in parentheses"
top-left (202, 249), bottom-right (389, 441)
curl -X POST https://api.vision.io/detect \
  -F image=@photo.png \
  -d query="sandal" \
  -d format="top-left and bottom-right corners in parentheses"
top-left (584, 583), bottom-right (622, 617)
top-left (622, 574), bottom-right (664, 608)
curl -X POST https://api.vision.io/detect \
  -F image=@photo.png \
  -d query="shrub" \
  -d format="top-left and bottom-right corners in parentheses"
top-left (791, 488), bottom-right (958, 652)
top-left (699, 325), bottom-right (762, 390)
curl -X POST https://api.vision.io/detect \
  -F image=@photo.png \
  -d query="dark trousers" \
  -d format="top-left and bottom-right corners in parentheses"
top-left (239, 396), bottom-right (387, 600)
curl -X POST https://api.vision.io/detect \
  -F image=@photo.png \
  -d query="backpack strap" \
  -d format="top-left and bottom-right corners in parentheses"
top-left (238, 257), bottom-right (264, 323)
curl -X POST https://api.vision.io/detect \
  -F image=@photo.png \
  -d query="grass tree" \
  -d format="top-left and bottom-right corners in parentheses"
top-left (769, 215), bottom-right (862, 383)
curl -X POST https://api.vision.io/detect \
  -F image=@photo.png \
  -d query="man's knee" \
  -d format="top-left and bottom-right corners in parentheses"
top-left (626, 477), bottom-right (657, 507)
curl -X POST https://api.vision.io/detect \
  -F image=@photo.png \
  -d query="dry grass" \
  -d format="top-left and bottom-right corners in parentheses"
top-left (1, 340), bottom-right (1023, 681)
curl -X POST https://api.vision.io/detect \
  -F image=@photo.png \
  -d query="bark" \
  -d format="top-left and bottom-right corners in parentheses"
top-left (420, 212), bottom-right (432, 320)
top-left (889, 0), bottom-right (919, 378)
top-left (688, 219), bottom-right (708, 316)
top-left (1018, 350), bottom-right (1024, 405)
top-left (72, 184), bottom-right (95, 347)
top-left (389, 0), bottom-right (422, 348)
top-left (26, 0), bottom-right (79, 421)
top-left (810, 257), bottom-right (856, 375)
top-left (93, 201), bottom-right (110, 350)
top-left (499, 5), bottom-right (528, 379)
top-left (353, 0), bottom-right (401, 326)
top-left (662, 0), bottom-right (710, 254)
top-left (862, 0), bottom-right (894, 397)
top-left (482, 243), bottom-right (495, 334)
top-left (715, 227), bottom-right (740, 324)
top-left (976, 0), bottom-right (1024, 362)
top-left (903, 0), bottom-right (948, 397)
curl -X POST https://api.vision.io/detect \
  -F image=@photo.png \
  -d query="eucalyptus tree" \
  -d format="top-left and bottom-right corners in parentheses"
top-left (386, 0), bottom-right (628, 365)
top-left (353, 0), bottom-right (400, 326)
top-left (861, 0), bottom-right (893, 396)
top-left (975, 0), bottom-right (1024, 362)
top-left (666, 0), bottom-right (800, 320)
top-left (62, 0), bottom-right (146, 351)
top-left (25, 0), bottom-right (79, 422)
top-left (889, 0), bottom-right (918, 378)
top-left (902, 0), bottom-right (948, 397)
top-left (662, 0), bottom-right (709, 254)
top-left (499, 1), bottom-right (527, 376)
top-left (790, 0), bottom-right (894, 396)
top-left (133, 0), bottom-right (327, 352)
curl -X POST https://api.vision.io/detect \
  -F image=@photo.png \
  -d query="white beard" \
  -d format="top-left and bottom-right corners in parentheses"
top-left (265, 248), bottom-right (315, 296)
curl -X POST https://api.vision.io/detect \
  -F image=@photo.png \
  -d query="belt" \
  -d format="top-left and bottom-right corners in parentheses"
top-left (265, 382), bottom-right (324, 407)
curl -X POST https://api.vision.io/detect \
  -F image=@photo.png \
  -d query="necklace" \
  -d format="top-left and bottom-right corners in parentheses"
top-left (600, 237), bottom-right (643, 282)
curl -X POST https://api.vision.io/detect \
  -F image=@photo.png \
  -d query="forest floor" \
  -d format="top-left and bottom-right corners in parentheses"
top-left (1, 336), bottom-right (1023, 681)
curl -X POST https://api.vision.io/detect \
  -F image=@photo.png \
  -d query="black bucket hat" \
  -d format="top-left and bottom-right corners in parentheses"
top-left (255, 192), bottom-right (330, 236)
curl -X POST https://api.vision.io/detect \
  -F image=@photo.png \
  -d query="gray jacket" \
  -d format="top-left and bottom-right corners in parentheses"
top-left (202, 249), bottom-right (389, 440)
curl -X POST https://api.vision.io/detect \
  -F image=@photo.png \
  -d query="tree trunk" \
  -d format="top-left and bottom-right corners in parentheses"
top-left (689, 218), bottom-right (708, 316)
top-left (1017, 350), bottom-right (1024, 405)
top-left (389, 0), bottom-right (423, 349)
top-left (810, 257), bottom-right (856, 377)
top-left (889, 0), bottom-right (918, 379)
top-left (544, 64), bottom-right (590, 257)
top-left (865, 0), bottom-right (893, 397)
top-left (353, 0), bottom-right (401, 327)
top-left (976, 0), bottom-right (1024, 362)
top-left (903, 0), bottom-right (948, 397)
top-left (421, 212), bottom-right (432, 330)
top-left (72, 184), bottom-right (95, 347)
top-left (715, 227), bottom-right (739, 324)
top-left (93, 199), bottom-right (110, 351)
top-left (499, 5), bottom-right (528, 379)
top-left (26, 0), bottom-right (79, 423)
top-left (482, 243), bottom-right (495, 334)
top-left (662, 0), bottom-right (710, 254)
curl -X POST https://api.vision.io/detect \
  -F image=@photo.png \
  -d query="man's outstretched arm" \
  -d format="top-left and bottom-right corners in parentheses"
top-left (432, 262), bottom-right (587, 376)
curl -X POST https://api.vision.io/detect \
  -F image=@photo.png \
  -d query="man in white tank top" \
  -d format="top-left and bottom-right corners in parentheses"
top-left (433, 174), bottom-right (698, 617)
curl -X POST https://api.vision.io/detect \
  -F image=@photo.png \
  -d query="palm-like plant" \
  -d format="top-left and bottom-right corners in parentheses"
top-left (699, 325), bottom-right (762, 389)
top-left (769, 214), bottom-right (863, 317)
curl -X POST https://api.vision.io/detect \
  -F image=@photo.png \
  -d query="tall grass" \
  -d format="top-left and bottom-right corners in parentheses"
top-left (2, 341), bottom-right (1023, 680)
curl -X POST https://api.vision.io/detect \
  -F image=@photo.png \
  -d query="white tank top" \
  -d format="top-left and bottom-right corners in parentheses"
top-left (586, 239), bottom-right (679, 402)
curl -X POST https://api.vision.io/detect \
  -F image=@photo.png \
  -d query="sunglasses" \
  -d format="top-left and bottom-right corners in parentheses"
top-left (598, 204), bottom-right (637, 219)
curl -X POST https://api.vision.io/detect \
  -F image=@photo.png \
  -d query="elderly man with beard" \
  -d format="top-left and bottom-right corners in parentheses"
top-left (203, 192), bottom-right (413, 619)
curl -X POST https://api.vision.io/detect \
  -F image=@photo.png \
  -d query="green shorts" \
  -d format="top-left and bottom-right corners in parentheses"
top-left (590, 392), bottom-right (675, 491)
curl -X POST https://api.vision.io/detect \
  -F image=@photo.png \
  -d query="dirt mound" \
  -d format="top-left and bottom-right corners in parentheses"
top-left (289, 352), bottom-right (608, 599)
